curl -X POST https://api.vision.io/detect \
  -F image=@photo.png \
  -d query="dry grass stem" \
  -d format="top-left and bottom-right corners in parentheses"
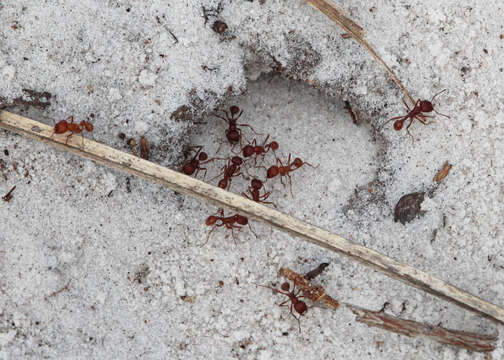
top-left (306, 0), bottom-right (415, 104)
top-left (348, 305), bottom-right (497, 352)
top-left (1, 110), bottom-right (504, 324)
top-left (280, 267), bottom-right (497, 353)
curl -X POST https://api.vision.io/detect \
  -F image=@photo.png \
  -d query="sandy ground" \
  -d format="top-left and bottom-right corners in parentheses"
top-left (1, 0), bottom-right (504, 359)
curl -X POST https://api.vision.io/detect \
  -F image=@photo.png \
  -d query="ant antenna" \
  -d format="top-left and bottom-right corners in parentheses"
top-left (430, 89), bottom-right (448, 103)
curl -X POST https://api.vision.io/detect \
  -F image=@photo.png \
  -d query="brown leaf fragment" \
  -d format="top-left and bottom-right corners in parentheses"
top-left (433, 161), bottom-right (452, 183)
top-left (139, 136), bottom-right (150, 160)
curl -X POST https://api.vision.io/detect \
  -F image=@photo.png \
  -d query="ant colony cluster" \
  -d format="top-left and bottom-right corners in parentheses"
top-left (180, 105), bottom-right (316, 246)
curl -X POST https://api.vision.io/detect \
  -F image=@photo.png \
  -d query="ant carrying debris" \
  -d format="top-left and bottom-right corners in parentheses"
top-left (51, 116), bottom-right (94, 148)
top-left (383, 89), bottom-right (450, 143)
top-left (253, 281), bottom-right (308, 332)
top-left (181, 146), bottom-right (220, 179)
top-left (242, 179), bottom-right (276, 208)
top-left (204, 208), bottom-right (257, 246)
top-left (266, 154), bottom-right (316, 197)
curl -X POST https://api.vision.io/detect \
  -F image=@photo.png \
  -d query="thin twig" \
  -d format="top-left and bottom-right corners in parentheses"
top-left (280, 267), bottom-right (497, 353)
top-left (348, 305), bottom-right (497, 353)
top-left (306, 0), bottom-right (415, 104)
top-left (1, 110), bottom-right (504, 323)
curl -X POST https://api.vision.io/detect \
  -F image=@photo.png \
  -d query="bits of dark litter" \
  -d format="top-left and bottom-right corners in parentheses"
top-left (170, 105), bottom-right (193, 122)
top-left (1, 89), bottom-right (52, 110)
top-left (394, 192), bottom-right (426, 225)
top-left (212, 20), bottom-right (228, 34)
top-left (2, 185), bottom-right (16, 202)
top-left (118, 132), bottom-right (126, 140)
top-left (304, 262), bottom-right (329, 280)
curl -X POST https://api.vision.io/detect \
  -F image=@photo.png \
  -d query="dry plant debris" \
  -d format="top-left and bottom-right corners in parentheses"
top-left (433, 161), bottom-right (453, 183)
top-left (280, 266), bottom-right (497, 352)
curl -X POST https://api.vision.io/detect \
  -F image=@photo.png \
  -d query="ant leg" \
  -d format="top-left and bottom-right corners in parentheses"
top-left (278, 300), bottom-right (289, 307)
top-left (288, 173), bottom-right (294, 198)
top-left (237, 123), bottom-right (263, 136)
top-left (405, 117), bottom-right (415, 144)
top-left (430, 89), bottom-right (448, 102)
top-left (415, 115), bottom-right (434, 126)
top-left (301, 161), bottom-right (318, 169)
top-left (234, 110), bottom-right (244, 121)
top-left (65, 132), bottom-right (74, 145)
top-left (248, 223), bottom-right (258, 239)
top-left (381, 115), bottom-right (407, 129)
top-left (201, 225), bottom-right (217, 247)
top-left (200, 167), bottom-right (208, 179)
top-left (288, 303), bottom-right (302, 333)
top-left (433, 108), bottom-right (451, 119)
top-left (402, 98), bottom-right (411, 111)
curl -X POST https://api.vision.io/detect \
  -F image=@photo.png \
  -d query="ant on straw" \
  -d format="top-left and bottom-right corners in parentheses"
top-left (213, 156), bottom-right (244, 190)
top-left (382, 89), bottom-right (450, 142)
top-left (242, 179), bottom-right (276, 208)
top-left (213, 105), bottom-right (260, 146)
top-left (241, 135), bottom-right (279, 164)
top-left (52, 116), bottom-right (94, 148)
top-left (266, 154), bottom-right (317, 197)
top-left (181, 146), bottom-right (220, 179)
top-left (253, 281), bottom-right (308, 332)
top-left (204, 209), bottom-right (257, 246)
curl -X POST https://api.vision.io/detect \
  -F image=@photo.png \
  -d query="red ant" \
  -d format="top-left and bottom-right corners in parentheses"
top-left (213, 156), bottom-right (244, 190)
top-left (383, 89), bottom-right (450, 142)
top-left (266, 154), bottom-right (316, 197)
top-left (181, 146), bottom-right (220, 179)
top-left (253, 281), bottom-right (308, 332)
top-left (52, 116), bottom-right (94, 148)
top-left (242, 179), bottom-right (276, 208)
top-left (242, 135), bottom-right (279, 164)
top-left (204, 209), bottom-right (257, 245)
top-left (213, 105), bottom-right (259, 145)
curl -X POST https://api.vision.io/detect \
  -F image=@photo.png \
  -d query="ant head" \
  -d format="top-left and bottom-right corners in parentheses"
top-left (294, 301), bottom-right (308, 315)
top-left (229, 106), bottom-right (240, 116)
top-left (198, 152), bottom-right (208, 161)
top-left (393, 119), bottom-right (404, 131)
top-left (267, 166), bottom-right (279, 178)
top-left (251, 179), bottom-right (263, 189)
top-left (84, 122), bottom-right (94, 132)
top-left (280, 282), bottom-right (290, 292)
top-left (292, 158), bottom-right (303, 168)
top-left (231, 156), bottom-right (243, 165)
top-left (226, 129), bottom-right (240, 143)
top-left (235, 215), bottom-right (248, 225)
top-left (218, 178), bottom-right (228, 189)
top-left (419, 100), bottom-right (433, 113)
top-left (269, 141), bottom-right (279, 151)
top-left (206, 216), bottom-right (218, 226)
